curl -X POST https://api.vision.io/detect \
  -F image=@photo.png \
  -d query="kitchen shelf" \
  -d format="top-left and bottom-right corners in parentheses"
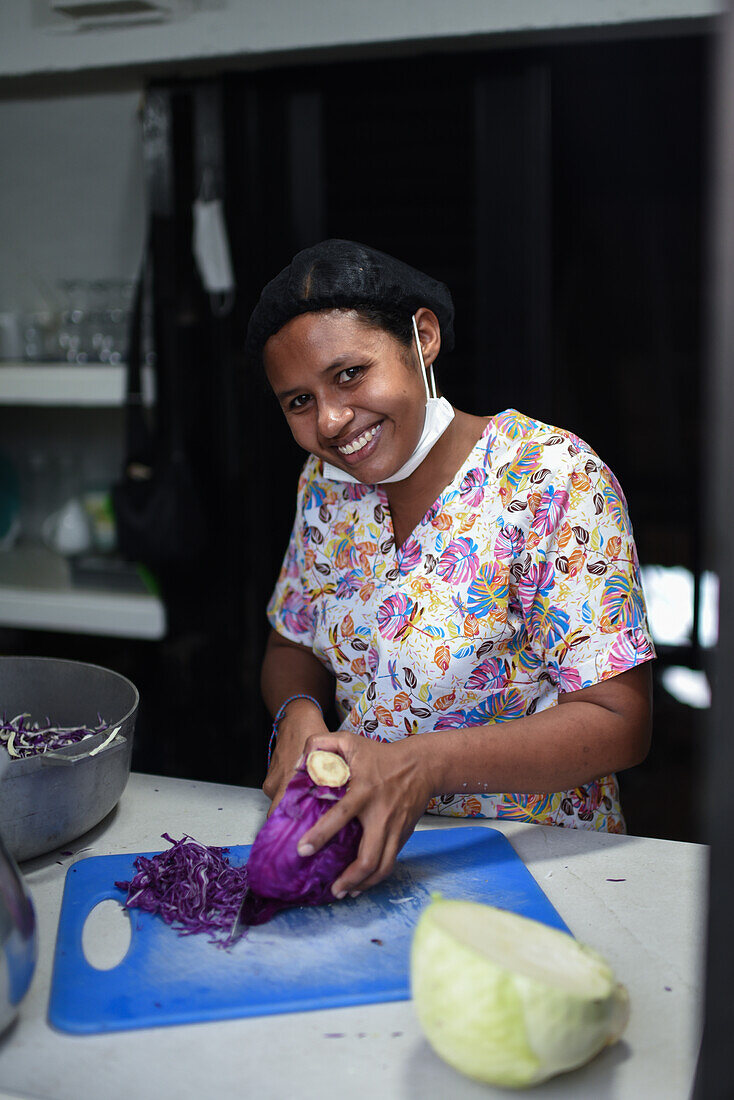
top-left (0, 362), bottom-right (153, 407)
top-left (0, 546), bottom-right (166, 639)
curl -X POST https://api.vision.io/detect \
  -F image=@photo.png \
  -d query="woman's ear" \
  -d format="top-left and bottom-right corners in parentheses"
top-left (413, 307), bottom-right (442, 365)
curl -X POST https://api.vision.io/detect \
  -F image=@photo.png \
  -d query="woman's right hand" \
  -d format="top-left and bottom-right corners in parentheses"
top-left (262, 697), bottom-right (330, 815)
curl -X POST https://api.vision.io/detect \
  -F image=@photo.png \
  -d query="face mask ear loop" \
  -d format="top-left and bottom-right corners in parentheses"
top-left (427, 361), bottom-right (438, 399)
top-left (412, 314), bottom-right (434, 401)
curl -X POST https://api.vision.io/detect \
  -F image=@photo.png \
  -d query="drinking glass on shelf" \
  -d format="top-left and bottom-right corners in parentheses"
top-left (86, 280), bottom-right (107, 364)
top-left (95, 279), bottom-right (134, 364)
top-left (108, 279), bottom-right (134, 364)
top-left (0, 313), bottom-right (23, 361)
top-left (21, 312), bottom-right (57, 362)
top-left (55, 279), bottom-right (134, 364)
top-left (56, 280), bottom-right (90, 363)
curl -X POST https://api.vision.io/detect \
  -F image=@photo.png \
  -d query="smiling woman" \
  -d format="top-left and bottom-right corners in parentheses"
top-left (263, 308), bottom-right (445, 490)
top-left (245, 239), bottom-right (655, 901)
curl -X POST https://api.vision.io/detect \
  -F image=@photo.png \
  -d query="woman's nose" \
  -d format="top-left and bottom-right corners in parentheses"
top-left (317, 400), bottom-right (354, 439)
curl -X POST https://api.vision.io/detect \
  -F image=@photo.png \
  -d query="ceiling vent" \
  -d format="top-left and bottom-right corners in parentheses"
top-left (48, 0), bottom-right (187, 29)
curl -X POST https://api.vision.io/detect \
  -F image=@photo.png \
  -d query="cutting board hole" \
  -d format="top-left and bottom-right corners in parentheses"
top-left (82, 899), bottom-right (132, 970)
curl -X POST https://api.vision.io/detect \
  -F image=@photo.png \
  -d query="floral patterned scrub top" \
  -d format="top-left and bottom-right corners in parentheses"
top-left (267, 409), bottom-right (655, 833)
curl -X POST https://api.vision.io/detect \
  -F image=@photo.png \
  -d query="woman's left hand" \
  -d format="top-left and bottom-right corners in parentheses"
top-left (297, 731), bottom-right (433, 898)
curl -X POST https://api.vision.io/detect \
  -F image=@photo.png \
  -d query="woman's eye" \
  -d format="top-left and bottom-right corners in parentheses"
top-left (337, 366), bottom-right (363, 384)
top-left (289, 393), bottom-right (311, 410)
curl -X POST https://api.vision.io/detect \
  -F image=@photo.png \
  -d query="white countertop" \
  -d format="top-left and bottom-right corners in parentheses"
top-left (0, 772), bottom-right (707, 1100)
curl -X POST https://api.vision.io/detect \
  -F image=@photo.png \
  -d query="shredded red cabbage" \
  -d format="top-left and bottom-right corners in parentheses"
top-left (0, 712), bottom-right (110, 759)
top-left (115, 833), bottom-right (250, 945)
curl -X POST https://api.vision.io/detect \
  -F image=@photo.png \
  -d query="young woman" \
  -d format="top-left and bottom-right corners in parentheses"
top-left (246, 239), bottom-right (654, 901)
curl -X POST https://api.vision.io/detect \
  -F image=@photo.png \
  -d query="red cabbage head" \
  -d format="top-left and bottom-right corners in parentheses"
top-left (239, 751), bottom-right (362, 924)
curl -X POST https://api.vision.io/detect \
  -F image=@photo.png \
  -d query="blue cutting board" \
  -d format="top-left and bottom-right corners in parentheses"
top-left (49, 827), bottom-right (570, 1034)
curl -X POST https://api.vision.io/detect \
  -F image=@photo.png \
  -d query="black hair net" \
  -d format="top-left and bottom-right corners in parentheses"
top-left (245, 239), bottom-right (455, 366)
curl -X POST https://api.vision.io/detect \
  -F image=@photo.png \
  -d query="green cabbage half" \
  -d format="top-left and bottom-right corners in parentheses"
top-left (411, 896), bottom-right (630, 1088)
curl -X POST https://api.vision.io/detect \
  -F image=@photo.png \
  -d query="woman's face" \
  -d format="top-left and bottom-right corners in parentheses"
top-left (264, 309), bottom-right (437, 483)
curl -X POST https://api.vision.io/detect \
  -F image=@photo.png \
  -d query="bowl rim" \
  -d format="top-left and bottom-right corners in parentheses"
top-left (0, 654), bottom-right (139, 730)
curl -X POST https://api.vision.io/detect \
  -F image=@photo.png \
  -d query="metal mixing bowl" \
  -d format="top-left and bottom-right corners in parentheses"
top-left (0, 657), bottom-right (139, 862)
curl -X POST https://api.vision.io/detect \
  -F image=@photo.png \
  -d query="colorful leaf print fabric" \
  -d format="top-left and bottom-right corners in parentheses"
top-left (267, 409), bottom-right (655, 832)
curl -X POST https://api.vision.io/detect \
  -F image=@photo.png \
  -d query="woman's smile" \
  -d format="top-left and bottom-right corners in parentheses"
top-left (334, 421), bottom-right (384, 462)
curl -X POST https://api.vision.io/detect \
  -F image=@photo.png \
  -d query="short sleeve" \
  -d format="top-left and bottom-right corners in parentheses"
top-left (519, 454), bottom-right (655, 692)
top-left (266, 464), bottom-right (317, 649)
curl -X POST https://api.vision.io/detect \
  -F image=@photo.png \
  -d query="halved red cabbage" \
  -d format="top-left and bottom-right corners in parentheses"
top-left (237, 759), bottom-right (362, 926)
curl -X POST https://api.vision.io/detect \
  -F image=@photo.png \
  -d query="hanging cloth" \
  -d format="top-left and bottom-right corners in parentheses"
top-left (112, 88), bottom-right (207, 571)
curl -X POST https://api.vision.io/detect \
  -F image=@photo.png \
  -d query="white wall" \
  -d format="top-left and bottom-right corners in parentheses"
top-left (0, 88), bottom-right (145, 312)
top-left (0, 0), bottom-right (723, 79)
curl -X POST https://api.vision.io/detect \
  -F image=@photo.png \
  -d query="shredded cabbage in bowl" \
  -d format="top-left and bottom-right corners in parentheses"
top-left (0, 712), bottom-right (112, 759)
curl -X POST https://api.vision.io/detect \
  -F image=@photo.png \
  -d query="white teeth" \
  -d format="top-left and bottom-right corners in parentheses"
top-left (338, 425), bottom-right (378, 455)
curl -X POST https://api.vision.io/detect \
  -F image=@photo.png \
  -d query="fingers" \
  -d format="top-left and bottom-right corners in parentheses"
top-left (263, 741), bottom-right (312, 806)
top-left (296, 788), bottom-right (406, 896)
top-left (265, 781), bottom-right (288, 816)
top-left (292, 732), bottom-right (423, 901)
top-left (331, 833), bottom-right (402, 898)
top-left (263, 765), bottom-right (287, 808)
top-left (301, 730), bottom-right (355, 763)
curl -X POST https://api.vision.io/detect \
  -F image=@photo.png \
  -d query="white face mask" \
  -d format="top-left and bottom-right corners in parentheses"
top-left (322, 314), bottom-right (455, 485)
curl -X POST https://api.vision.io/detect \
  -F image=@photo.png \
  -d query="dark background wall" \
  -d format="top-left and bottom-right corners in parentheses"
top-left (1, 32), bottom-right (709, 842)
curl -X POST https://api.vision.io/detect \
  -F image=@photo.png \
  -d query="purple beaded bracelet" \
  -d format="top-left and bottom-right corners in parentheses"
top-left (267, 693), bottom-right (323, 767)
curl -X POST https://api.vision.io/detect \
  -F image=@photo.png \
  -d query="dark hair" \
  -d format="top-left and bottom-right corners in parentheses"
top-left (351, 305), bottom-right (414, 350)
top-left (246, 239), bottom-right (454, 369)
